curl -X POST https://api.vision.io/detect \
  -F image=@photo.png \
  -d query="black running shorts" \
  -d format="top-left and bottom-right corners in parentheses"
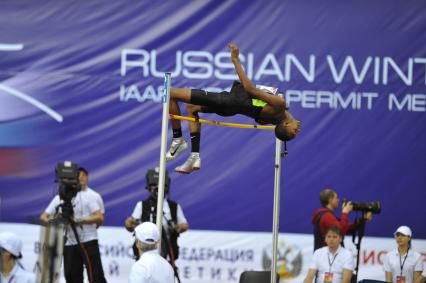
top-left (190, 81), bottom-right (262, 118)
top-left (190, 89), bottom-right (239, 116)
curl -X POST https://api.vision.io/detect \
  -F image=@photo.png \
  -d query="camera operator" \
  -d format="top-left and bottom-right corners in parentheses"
top-left (312, 189), bottom-right (373, 251)
top-left (40, 167), bottom-right (107, 283)
top-left (125, 168), bottom-right (188, 266)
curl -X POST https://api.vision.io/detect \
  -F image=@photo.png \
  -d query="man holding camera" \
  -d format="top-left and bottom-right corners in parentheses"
top-left (40, 167), bottom-right (107, 283)
top-left (312, 189), bottom-right (373, 251)
top-left (125, 168), bottom-right (188, 267)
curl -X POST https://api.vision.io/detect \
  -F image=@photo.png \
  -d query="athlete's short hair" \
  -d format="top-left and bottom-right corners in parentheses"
top-left (274, 123), bottom-right (295, 141)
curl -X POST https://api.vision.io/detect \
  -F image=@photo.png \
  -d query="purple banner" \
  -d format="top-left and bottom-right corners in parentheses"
top-left (0, 0), bottom-right (425, 238)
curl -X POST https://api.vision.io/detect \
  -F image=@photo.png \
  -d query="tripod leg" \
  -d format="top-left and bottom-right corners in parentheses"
top-left (352, 214), bottom-right (366, 283)
top-left (38, 221), bottom-right (65, 283)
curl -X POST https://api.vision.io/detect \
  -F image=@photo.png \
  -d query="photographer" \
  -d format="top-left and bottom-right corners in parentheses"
top-left (40, 167), bottom-right (107, 283)
top-left (125, 168), bottom-right (188, 265)
top-left (312, 189), bottom-right (373, 251)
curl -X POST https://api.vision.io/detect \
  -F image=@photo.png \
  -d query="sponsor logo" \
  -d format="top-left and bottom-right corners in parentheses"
top-left (262, 240), bottom-right (303, 281)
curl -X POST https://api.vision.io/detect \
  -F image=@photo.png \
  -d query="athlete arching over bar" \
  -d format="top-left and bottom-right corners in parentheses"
top-left (167, 43), bottom-right (301, 174)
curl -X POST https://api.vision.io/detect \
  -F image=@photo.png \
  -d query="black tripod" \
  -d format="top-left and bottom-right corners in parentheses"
top-left (46, 200), bottom-right (94, 283)
top-left (161, 221), bottom-right (182, 283)
top-left (352, 213), bottom-right (367, 283)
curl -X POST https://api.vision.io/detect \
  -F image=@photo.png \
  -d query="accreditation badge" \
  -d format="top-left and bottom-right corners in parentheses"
top-left (324, 272), bottom-right (334, 283)
top-left (396, 276), bottom-right (406, 283)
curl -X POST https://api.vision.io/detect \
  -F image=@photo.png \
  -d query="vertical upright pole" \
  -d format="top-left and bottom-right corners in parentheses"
top-left (156, 72), bottom-right (171, 254)
top-left (271, 138), bottom-right (283, 283)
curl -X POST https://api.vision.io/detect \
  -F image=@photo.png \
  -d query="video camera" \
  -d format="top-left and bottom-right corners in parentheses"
top-left (344, 200), bottom-right (381, 214)
top-left (55, 161), bottom-right (81, 202)
top-left (145, 167), bottom-right (170, 197)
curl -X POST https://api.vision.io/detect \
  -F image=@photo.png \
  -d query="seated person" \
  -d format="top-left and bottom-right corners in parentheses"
top-left (303, 227), bottom-right (354, 283)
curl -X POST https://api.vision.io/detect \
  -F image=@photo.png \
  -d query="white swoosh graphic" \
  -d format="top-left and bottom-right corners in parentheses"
top-left (0, 44), bottom-right (24, 51)
top-left (0, 84), bottom-right (63, 123)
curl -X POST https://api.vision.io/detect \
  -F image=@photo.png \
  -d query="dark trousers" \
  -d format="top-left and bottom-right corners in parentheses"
top-left (63, 240), bottom-right (107, 283)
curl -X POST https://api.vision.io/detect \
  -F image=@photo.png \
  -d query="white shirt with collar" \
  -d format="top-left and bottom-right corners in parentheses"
top-left (128, 249), bottom-right (174, 283)
top-left (0, 263), bottom-right (36, 283)
top-left (44, 187), bottom-right (104, 245)
top-left (310, 246), bottom-right (354, 283)
top-left (384, 248), bottom-right (423, 283)
top-left (131, 200), bottom-right (187, 228)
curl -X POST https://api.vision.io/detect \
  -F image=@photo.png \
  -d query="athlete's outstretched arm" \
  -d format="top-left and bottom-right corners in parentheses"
top-left (229, 43), bottom-right (256, 92)
top-left (229, 43), bottom-right (285, 109)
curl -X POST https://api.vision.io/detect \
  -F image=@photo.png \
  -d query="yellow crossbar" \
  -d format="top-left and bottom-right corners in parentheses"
top-left (169, 114), bottom-right (274, 130)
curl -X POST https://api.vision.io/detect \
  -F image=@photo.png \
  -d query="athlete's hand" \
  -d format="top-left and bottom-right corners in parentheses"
top-left (228, 43), bottom-right (240, 61)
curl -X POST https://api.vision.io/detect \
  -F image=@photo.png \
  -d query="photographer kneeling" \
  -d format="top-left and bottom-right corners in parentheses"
top-left (312, 189), bottom-right (376, 251)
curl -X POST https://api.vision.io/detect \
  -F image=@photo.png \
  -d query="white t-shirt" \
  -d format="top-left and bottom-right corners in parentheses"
top-left (131, 200), bottom-right (187, 228)
top-left (128, 249), bottom-right (174, 283)
top-left (44, 187), bottom-right (104, 245)
top-left (0, 263), bottom-right (36, 283)
top-left (384, 248), bottom-right (423, 283)
top-left (309, 246), bottom-right (354, 283)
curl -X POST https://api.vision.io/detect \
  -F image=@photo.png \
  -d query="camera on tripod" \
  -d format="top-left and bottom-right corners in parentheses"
top-left (55, 161), bottom-right (81, 200)
top-left (55, 161), bottom-right (81, 219)
top-left (145, 167), bottom-right (170, 198)
top-left (344, 200), bottom-right (381, 214)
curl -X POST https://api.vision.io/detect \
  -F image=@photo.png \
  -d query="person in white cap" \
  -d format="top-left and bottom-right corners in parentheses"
top-left (384, 226), bottom-right (423, 283)
top-left (0, 232), bottom-right (36, 283)
top-left (129, 222), bottom-right (175, 283)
